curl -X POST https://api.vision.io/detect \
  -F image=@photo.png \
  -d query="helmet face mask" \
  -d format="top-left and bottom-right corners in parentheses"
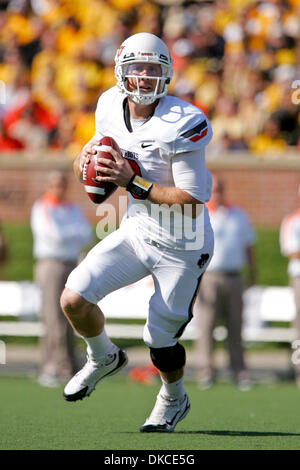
top-left (115, 33), bottom-right (173, 105)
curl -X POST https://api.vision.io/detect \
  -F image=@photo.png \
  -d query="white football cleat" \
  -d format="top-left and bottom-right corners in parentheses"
top-left (63, 347), bottom-right (128, 401)
top-left (140, 392), bottom-right (190, 433)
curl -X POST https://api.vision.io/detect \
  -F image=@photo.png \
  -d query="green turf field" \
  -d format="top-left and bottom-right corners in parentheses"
top-left (0, 375), bottom-right (300, 450)
top-left (0, 224), bottom-right (295, 452)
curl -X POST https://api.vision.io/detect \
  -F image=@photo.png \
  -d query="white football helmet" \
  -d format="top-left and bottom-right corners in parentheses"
top-left (115, 32), bottom-right (173, 105)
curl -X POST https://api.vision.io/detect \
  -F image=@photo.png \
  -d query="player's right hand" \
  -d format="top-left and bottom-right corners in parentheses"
top-left (79, 139), bottom-right (101, 172)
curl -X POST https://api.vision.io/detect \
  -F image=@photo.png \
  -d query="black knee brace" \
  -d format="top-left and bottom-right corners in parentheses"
top-left (150, 343), bottom-right (186, 372)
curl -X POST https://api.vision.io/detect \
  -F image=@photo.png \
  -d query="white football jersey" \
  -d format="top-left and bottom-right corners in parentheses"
top-left (94, 86), bottom-right (213, 250)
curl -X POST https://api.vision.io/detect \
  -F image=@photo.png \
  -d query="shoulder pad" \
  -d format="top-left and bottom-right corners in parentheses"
top-left (153, 96), bottom-right (213, 154)
top-left (175, 114), bottom-right (213, 154)
top-left (95, 87), bottom-right (122, 135)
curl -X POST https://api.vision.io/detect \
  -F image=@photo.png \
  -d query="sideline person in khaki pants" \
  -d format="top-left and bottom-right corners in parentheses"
top-left (31, 171), bottom-right (93, 386)
top-left (194, 175), bottom-right (256, 390)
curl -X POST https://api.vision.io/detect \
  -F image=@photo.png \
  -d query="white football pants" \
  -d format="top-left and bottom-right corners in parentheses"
top-left (66, 217), bottom-right (214, 348)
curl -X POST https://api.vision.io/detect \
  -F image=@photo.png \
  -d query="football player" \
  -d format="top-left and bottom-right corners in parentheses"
top-left (60, 32), bottom-right (214, 432)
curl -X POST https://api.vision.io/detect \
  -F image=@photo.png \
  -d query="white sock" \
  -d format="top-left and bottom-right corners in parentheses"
top-left (160, 377), bottom-right (186, 400)
top-left (83, 330), bottom-right (115, 360)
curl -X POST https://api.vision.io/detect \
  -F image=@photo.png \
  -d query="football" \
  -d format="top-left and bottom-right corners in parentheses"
top-left (82, 136), bottom-right (121, 204)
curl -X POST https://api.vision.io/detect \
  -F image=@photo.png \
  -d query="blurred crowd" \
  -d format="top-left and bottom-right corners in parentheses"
top-left (0, 0), bottom-right (299, 159)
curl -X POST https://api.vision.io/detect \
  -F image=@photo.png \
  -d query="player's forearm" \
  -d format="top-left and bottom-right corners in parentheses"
top-left (147, 184), bottom-right (203, 218)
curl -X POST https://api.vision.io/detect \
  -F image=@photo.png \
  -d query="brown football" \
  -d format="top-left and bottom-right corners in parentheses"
top-left (82, 136), bottom-right (121, 204)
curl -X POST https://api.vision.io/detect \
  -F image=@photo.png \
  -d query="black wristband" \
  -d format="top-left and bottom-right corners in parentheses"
top-left (126, 175), bottom-right (153, 200)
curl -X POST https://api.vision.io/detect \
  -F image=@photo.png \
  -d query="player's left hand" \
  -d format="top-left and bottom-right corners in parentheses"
top-left (95, 147), bottom-right (135, 188)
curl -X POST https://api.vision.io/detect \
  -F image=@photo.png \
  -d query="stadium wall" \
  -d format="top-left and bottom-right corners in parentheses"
top-left (0, 152), bottom-right (299, 228)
